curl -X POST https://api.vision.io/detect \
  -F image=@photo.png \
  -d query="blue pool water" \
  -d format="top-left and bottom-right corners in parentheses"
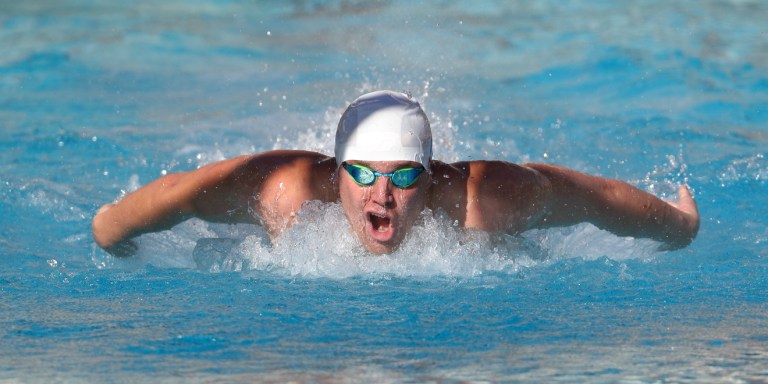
top-left (2, 1), bottom-right (767, 382)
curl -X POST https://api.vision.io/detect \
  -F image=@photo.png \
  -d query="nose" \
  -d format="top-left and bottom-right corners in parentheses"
top-left (371, 176), bottom-right (394, 207)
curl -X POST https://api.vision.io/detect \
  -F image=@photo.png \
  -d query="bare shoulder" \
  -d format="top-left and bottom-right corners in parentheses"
top-left (185, 150), bottom-right (334, 220)
top-left (192, 150), bottom-right (331, 195)
top-left (428, 160), bottom-right (550, 233)
top-left (238, 150), bottom-right (337, 201)
top-left (239, 150), bottom-right (333, 175)
top-left (239, 150), bottom-right (337, 235)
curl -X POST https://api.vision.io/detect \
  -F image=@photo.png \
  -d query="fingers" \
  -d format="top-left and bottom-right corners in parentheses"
top-left (675, 185), bottom-right (698, 217)
top-left (653, 185), bottom-right (700, 249)
top-left (677, 185), bottom-right (693, 202)
top-left (675, 185), bottom-right (700, 238)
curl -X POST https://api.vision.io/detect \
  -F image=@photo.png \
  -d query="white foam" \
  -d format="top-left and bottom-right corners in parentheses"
top-left (524, 224), bottom-right (662, 262)
top-left (176, 202), bottom-right (532, 278)
top-left (175, 201), bottom-right (662, 279)
top-left (104, 205), bottom-right (663, 278)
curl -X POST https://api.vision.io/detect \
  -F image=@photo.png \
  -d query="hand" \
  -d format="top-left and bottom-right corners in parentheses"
top-left (662, 185), bottom-right (700, 249)
top-left (669, 185), bottom-right (700, 228)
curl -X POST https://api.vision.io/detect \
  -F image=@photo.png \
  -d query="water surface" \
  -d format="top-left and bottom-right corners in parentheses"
top-left (1, 1), bottom-right (767, 382)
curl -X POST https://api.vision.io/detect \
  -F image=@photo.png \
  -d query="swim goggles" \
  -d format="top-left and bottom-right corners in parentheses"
top-left (342, 162), bottom-right (425, 189)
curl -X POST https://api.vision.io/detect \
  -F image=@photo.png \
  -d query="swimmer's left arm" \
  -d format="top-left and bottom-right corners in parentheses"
top-left (525, 163), bottom-right (700, 249)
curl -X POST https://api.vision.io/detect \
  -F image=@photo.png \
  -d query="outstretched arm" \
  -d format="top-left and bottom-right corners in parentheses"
top-left (92, 150), bottom-right (336, 257)
top-left (92, 155), bottom-right (259, 256)
top-left (527, 163), bottom-right (699, 249)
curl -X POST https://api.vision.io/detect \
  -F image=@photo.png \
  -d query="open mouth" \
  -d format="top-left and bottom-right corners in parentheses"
top-left (367, 211), bottom-right (397, 243)
top-left (368, 212), bottom-right (392, 233)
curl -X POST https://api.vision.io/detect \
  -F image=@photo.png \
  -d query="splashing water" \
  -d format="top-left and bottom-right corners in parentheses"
top-left (5, 2), bottom-right (768, 382)
top-left (119, 198), bottom-right (663, 279)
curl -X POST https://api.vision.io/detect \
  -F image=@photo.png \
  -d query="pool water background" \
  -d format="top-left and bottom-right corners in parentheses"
top-left (1, 0), bottom-right (767, 382)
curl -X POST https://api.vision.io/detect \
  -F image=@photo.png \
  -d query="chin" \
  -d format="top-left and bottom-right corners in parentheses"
top-left (362, 241), bottom-right (396, 255)
top-left (353, 218), bottom-right (405, 255)
top-left (359, 235), bottom-right (403, 255)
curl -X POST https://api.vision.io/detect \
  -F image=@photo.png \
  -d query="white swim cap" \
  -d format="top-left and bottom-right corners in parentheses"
top-left (335, 90), bottom-right (432, 170)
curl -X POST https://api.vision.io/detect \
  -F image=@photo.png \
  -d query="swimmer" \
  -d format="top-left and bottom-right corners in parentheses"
top-left (92, 90), bottom-right (700, 257)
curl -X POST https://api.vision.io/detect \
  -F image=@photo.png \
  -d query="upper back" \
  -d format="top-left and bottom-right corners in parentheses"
top-left (427, 160), bottom-right (549, 233)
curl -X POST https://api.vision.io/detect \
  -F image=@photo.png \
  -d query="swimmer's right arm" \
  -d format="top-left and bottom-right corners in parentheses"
top-left (92, 150), bottom-right (336, 257)
top-left (92, 155), bottom-right (261, 257)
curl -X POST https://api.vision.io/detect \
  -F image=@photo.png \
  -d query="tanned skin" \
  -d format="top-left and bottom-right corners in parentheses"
top-left (93, 150), bottom-right (699, 257)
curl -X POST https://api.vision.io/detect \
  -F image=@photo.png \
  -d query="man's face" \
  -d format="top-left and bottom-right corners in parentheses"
top-left (338, 160), bottom-right (430, 254)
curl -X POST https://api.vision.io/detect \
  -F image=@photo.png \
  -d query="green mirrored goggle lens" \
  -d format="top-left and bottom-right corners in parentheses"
top-left (342, 163), bottom-right (424, 189)
top-left (389, 167), bottom-right (423, 188)
top-left (345, 163), bottom-right (376, 185)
